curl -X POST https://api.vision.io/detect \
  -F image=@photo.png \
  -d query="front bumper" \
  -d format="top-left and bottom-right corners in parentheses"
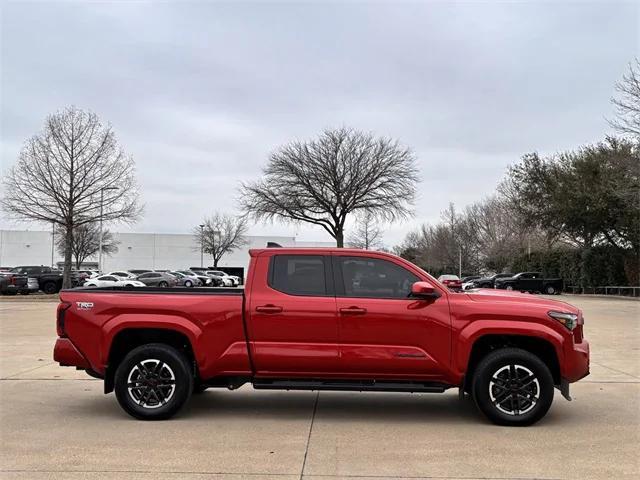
top-left (564, 339), bottom-right (590, 383)
top-left (53, 338), bottom-right (90, 369)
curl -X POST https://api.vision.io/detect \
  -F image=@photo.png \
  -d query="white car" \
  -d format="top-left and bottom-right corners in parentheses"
top-left (108, 271), bottom-right (138, 280)
top-left (206, 270), bottom-right (237, 287)
top-left (83, 275), bottom-right (145, 288)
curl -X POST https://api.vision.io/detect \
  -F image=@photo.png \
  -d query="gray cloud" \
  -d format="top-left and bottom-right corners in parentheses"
top-left (1, 0), bottom-right (637, 245)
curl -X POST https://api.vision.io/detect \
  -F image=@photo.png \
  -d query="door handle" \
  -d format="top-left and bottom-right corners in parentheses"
top-left (339, 306), bottom-right (367, 315)
top-left (255, 304), bottom-right (283, 314)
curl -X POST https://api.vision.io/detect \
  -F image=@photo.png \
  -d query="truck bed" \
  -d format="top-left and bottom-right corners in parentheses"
top-left (58, 287), bottom-right (251, 382)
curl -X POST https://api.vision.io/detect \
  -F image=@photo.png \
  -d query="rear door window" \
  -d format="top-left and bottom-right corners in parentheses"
top-left (268, 255), bottom-right (331, 296)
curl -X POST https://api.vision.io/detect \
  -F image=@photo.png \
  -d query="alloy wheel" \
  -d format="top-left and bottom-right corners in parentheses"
top-left (127, 359), bottom-right (176, 409)
top-left (489, 364), bottom-right (540, 416)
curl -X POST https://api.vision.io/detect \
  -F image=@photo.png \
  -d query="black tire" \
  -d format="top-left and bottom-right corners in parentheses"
top-left (158, 281), bottom-right (168, 288)
top-left (472, 347), bottom-right (554, 426)
top-left (505, 285), bottom-right (514, 291)
top-left (43, 282), bottom-right (58, 294)
top-left (184, 280), bottom-right (193, 288)
top-left (124, 284), bottom-right (134, 290)
top-left (545, 285), bottom-right (556, 295)
top-left (114, 343), bottom-right (193, 420)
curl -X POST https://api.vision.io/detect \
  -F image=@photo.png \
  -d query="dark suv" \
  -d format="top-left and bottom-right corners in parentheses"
top-left (10, 266), bottom-right (80, 294)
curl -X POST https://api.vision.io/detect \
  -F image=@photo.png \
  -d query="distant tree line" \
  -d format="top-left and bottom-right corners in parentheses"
top-left (396, 137), bottom-right (639, 287)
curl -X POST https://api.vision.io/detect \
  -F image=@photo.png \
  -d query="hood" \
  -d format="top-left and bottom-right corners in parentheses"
top-left (464, 288), bottom-right (579, 313)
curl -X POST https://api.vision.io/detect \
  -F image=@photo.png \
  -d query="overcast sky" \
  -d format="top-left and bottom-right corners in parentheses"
top-left (1, 0), bottom-right (637, 246)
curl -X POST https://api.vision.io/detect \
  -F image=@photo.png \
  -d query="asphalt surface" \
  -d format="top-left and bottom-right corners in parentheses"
top-left (0, 295), bottom-right (638, 479)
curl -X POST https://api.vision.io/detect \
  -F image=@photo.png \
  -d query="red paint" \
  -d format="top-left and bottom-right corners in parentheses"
top-left (54, 248), bottom-right (589, 390)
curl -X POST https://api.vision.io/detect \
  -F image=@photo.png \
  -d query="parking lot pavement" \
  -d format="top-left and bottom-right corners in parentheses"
top-left (1, 296), bottom-right (638, 479)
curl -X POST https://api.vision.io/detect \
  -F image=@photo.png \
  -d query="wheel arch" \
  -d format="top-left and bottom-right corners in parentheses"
top-left (459, 328), bottom-right (563, 392)
top-left (103, 324), bottom-right (200, 394)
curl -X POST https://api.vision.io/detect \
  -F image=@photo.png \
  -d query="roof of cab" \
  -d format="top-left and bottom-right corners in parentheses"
top-left (249, 247), bottom-right (392, 257)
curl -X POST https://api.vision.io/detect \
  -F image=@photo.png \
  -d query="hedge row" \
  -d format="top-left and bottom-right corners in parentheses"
top-left (510, 246), bottom-right (637, 287)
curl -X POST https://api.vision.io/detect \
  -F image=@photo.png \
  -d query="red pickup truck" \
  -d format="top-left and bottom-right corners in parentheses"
top-left (54, 248), bottom-right (589, 426)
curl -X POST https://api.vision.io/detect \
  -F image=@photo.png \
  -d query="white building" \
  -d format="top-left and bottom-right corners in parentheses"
top-left (0, 229), bottom-right (334, 275)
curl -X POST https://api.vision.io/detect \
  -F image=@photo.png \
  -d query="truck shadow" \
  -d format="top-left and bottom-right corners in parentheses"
top-left (71, 389), bottom-right (570, 426)
top-left (185, 390), bottom-right (481, 424)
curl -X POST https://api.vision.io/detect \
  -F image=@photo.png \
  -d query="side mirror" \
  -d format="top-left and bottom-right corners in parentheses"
top-left (411, 281), bottom-right (440, 299)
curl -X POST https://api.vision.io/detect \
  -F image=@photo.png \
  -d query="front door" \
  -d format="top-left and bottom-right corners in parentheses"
top-left (333, 254), bottom-right (451, 379)
top-left (247, 254), bottom-right (339, 376)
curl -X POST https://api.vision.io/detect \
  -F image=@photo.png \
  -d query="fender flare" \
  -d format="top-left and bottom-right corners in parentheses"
top-left (100, 313), bottom-right (204, 368)
top-left (455, 320), bottom-right (565, 378)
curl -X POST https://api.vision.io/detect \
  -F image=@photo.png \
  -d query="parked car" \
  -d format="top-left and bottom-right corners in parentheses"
top-left (437, 274), bottom-right (462, 291)
top-left (190, 268), bottom-right (234, 286)
top-left (207, 270), bottom-right (237, 287)
top-left (463, 273), bottom-right (515, 290)
top-left (24, 276), bottom-right (40, 294)
top-left (10, 266), bottom-right (77, 294)
top-left (109, 271), bottom-right (138, 280)
top-left (177, 270), bottom-right (215, 287)
top-left (83, 275), bottom-right (145, 288)
top-left (54, 247), bottom-right (589, 425)
top-left (494, 272), bottom-right (564, 295)
top-left (128, 269), bottom-right (152, 276)
top-left (170, 271), bottom-right (200, 287)
top-left (135, 271), bottom-right (178, 287)
top-left (71, 270), bottom-right (91, 285)
top-left (77, 270), bottom-right (100, 279)
top-left (0, 271), bottom-right (28, 295)
top-left (461, 275), bottom-right (481, 283)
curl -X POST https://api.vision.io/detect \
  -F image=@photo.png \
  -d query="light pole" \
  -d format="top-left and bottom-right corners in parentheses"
top-left (98, 187), bottom-right (118, 273)
top-left (51, 221), bottom-right (55, 268)
top-left (199, 224), bottom-right (205, 268)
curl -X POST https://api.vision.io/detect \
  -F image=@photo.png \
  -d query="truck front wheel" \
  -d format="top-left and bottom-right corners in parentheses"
top-left (114, 343), bottom-right (193, 420)
top-left (472, 348), bottom-right (554, 426)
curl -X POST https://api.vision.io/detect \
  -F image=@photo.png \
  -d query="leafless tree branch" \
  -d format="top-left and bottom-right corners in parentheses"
top-left (1, 106), bottom-right (143, 286)
top-left (193, 212), bottom-right (248, 268)
top-left (239, 127), bottom-right (419, 247)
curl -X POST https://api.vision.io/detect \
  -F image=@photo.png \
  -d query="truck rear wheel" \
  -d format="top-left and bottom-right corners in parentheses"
top-left (472, 348), bottom-right (554, 426)
top-left (114, 343), bottom-right (193, 420)
top-left (43, 281), bottom-right (58, 294)
top-left (545, 285), bottom-right (556, 295)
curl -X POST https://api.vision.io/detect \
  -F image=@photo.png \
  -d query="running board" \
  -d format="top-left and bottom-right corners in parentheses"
top-left (252, 379), bottom-right (449, 393)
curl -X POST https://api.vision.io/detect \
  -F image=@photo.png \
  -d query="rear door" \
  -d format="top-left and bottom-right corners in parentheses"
top-left (518, 272), bottom-right (542, 292)
top-left (333, 254), bottom-right (451, 379)
top-left (247, 253), bottom-right (340, 376)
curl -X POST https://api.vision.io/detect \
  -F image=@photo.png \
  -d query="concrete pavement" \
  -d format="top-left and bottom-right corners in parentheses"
top-left (0, 296), bottom-right (638, 479)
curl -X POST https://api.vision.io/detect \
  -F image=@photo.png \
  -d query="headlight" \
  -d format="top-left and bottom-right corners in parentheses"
top-left (548, 310), bottom-right (578, 330)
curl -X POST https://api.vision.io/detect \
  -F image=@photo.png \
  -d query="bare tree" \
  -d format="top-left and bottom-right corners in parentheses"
top-left (609, 59), bottom-right (640, 137)
top-left (55, 224), bottom-right (119, 270)
top-left (194, 213), bottom-right (248, 268)
top-left (240, 127), bottom-right (418, 247)
top-left (1, 106), bottom-right (142, 287)
top-left (347, 212), bottom-right (384, 250)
